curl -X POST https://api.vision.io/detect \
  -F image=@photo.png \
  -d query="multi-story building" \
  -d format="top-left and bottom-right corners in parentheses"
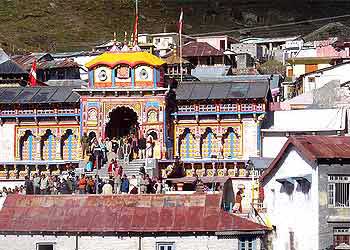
top-left (261, 136), bottom-right (350, 250)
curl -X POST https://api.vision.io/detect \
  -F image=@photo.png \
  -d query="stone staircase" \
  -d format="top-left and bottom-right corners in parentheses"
top-left (75, 158), bottom-right (157, 179)
top-left (118, 159), bottom-right (146, 177)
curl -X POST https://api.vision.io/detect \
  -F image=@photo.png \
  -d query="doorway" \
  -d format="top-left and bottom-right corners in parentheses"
top-left (105, 106), bottom-right (138, 139)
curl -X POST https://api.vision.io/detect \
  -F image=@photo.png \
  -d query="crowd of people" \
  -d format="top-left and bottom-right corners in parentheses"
top-left (0, 166), bottom-right (170, 197)
top-left (81, 133), bottom-right (155, 172)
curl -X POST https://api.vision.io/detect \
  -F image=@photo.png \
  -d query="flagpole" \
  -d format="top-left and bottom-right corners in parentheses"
top-left (179, 9), bottom-right (183, 82)
top-left (135, 0), bottom-right (138, 16)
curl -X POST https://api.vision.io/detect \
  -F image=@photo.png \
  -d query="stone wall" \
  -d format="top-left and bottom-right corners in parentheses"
top-left (318, 163), bottom-right (350, 250)
top-left (0, 235), bottom-right (264, 250)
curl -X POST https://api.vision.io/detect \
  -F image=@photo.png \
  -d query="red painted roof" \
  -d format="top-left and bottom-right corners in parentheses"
top-left (182, 42), bottom-right (224, 57)
top-left (0, 194), bottom-right (267, 235)
top-left (260, 136), bottom-right (350, 183)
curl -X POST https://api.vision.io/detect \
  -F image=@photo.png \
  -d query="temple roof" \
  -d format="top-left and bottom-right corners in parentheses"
top-left (85, 51), bottom-right (166, 69)
top-left (0, 194), bottom-right (268, 235)
top-left (176, 81), bottom-right (270, 101)
top-left (0, 86), bottom-right (80, 104)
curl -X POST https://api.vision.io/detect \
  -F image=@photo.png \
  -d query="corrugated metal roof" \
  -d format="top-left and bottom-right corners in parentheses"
top-left (0, 194), bottom-right (268, 234)
top-left (12, 55), bottom-right (79, 71)
top-left (182, 42), bottom-right (224, 57)
top-left (260, 136), bottom-right (350, 183)
top-left (176, 81), bottom-right (270, 101)
top-left (0, 87), bottom-right (80, 104)
top-left (0, 60), bottom-right (27, 75)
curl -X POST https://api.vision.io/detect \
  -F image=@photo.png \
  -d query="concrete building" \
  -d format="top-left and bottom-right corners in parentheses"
top-left (231, 43), bottom-right (263, 61)
top-left (0, 194), bottom-right (270, 250)
top-left (195, 35), bottom-right (238, 51)
top-left (297, 61), bottom-right (350, 94)
top-left (240, 36), bottom-right (300, 63)
top-left (261, 108), bottom-right (347, 158)
top-left (260, 136), bottom-right (350, 250)
top-left (138, 33), bottom-right (195, 57)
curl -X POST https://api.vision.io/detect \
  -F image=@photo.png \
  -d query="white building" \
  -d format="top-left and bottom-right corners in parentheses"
top-left (298, 61), bottom-right (350, 93)
top-left (138, 33), bottom-right (195, 57)
top-left (261, 108), bottom-right (347, 158)
top-left (0, 193), bottom-right (270, 250)
top-left (260, 135), bottom-right (350, 250)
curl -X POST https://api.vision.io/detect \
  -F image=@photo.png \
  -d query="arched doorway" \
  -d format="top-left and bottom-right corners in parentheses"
top-left (40, 129), bottom-right (56, 161)
top-left (19, 130), bottom-right (35, 160)
top-left (105, 106), bottom-right (138, 139)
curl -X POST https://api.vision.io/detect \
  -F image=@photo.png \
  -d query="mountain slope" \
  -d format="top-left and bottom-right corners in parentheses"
top-left (0, 0), bottom-right (350, 52)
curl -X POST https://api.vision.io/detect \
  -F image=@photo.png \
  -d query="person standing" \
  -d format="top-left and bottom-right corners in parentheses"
top-left (234, 190), bottom-right (243, 213)
top-left (33, 173), bottom-right (41, 195)
top-left (121, 174), bottom-right (129, 194)
top-left (146, 135), bottom-right (154, 158)
top-left (129, 175), bottom-right (138, 194)
top-left (113, 163), bottom-right (122, 194)
top-left (81, 132), bottom-right (89, 159)
top-left (78, 174), bottom-right (87, 194)
top-left (40, 174), bottom-right (49, 195)
top-left (132, 134), bottom-right (139, 160)
top-left (123, 139), bottom-right (131, 164)
top-left (24, 176), bottom-right (34, 195)
top-left (138, 135), bottom-right (146, 159)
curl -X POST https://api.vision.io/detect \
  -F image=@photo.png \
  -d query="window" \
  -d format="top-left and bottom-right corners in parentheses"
top-left (156, 242), bottom-right (175, 250)
top-left (36, 243), bottom-right (54, 250)
top-left (199, 104), bottom-right (216, 112)
top-left (221, 103), bottom-right (238, 112)
top-left (328, 175), bottom-right (350, 207)
top-left (241, 104), bottom-right (253, 112)
top-left (220, 40), bottom-right (226, 50)
top-left (305, 64), bottom-right (318, 73)
top-left (334, 228), bottom-right (350, 248)
top-left (155, 38), bottom-right (161, 44)
top-left (308, 77), bottom-right (315, 83)
top-left (239, 238), bottom-right (256, 250)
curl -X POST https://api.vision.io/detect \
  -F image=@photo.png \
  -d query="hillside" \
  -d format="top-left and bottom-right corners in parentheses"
top-left (1, 0), bottom-right (350, 52)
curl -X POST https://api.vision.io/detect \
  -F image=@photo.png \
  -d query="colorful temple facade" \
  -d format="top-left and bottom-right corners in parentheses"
top-left (0, 86), bottom-right (81, 178)
top-left (76, 50), bottom-right (175, 159)
top-left (0, 49), bottom-right (271, 188)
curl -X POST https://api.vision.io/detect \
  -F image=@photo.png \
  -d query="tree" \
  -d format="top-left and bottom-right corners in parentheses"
top-left (258, 59), bottom-right (285, 76)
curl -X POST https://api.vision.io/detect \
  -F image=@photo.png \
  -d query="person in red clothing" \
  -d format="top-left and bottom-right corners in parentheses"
top-left (108, 159), bottom-right (115, 176)
top-left (78, 174), bottom-right (87, 194)
top-left (234, 190), bottom-right (243, 213)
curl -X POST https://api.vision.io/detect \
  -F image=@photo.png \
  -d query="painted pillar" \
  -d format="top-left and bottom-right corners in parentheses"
top-left (88, 70), bottom-right (94, 88)
top-left (195, 134), bottom-right (201, 158)
top-left (257, 121), bottom-right (261, 157)
top-left (153, 68), bottom-right (157, 88)
top-left (111, 69), bottom-right (116, 87)
top-left (131, 68), bottom-right (135, 88)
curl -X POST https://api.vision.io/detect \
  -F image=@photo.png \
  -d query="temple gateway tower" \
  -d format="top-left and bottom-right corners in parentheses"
top-left (77, 49), bottom-right (174, 159)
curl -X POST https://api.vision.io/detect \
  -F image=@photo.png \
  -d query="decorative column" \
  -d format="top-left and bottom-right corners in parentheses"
top-left (195, 134), bottom-right (201, 158)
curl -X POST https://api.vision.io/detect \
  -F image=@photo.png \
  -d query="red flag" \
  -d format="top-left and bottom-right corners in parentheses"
top-left (178, 8), bottom-right (183, 34)
top-left (133, 15), bottom-right (139, 46)
top-left (29, 60), bottom-right (37, 87)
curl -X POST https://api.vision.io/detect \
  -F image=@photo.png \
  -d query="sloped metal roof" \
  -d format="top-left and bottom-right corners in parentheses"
top-left (0, 60), bottom-right (27, 75)
top-left (260, 136), bottom-right (350, 183)
top-left (0, 86), bottom-right (80, 104)
top-left (0, 194), bottom-right (268, 235)
top-left (176, 81), bottom-right (270, 100)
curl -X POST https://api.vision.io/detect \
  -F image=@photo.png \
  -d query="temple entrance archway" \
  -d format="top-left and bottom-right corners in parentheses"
top-left (105, 106), bottom-right (139, 139)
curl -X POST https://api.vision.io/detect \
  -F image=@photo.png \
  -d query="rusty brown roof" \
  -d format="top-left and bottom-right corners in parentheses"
top-left (0, 194), bottom-right (268, 235)
top-left (163, 53), bottom-right (191, 65)
top-left (260, 136), bottom-right (350, 183)
top-left (12, 54), bottom-right (79, 71)
top-left (182, 41), bottom-right (224, 57)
